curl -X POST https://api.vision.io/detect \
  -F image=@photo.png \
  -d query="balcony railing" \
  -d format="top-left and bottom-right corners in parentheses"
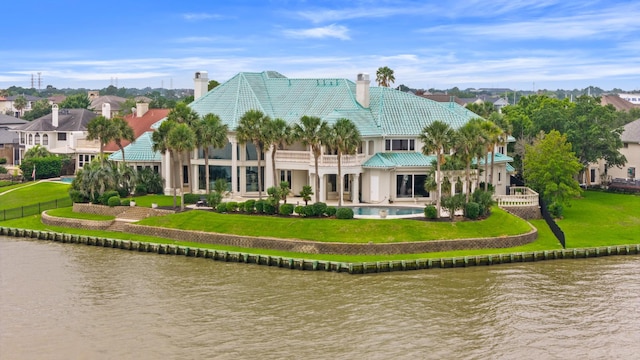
top-left (275, 151), bottom-right (366, 167)
top-left (493, 186), bottom-right (539, 207)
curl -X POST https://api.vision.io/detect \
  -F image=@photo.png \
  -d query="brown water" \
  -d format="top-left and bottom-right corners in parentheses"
top-left (1, 236), bottom-right (639, 359)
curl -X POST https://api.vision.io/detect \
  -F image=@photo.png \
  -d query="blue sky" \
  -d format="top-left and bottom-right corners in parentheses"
top-left (3, 0), bottom-right (640, 92)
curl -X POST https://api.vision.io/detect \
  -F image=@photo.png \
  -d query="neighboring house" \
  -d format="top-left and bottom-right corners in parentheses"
top-left (590, 118), bottom-right (640, 186)
top-left (13, 104), bottom-right (108, 170)
top-left (419, 94), bottom-right (466, 106)
top-left (0, 114), bottom-right (28, 165)
top-left (618, 93), bottom-right (640, 105)
top-left (150, 71), bottom-right (512, 203)
top-left (89, 93), bottom-right (126, 117)
top-left (107, 103), bottom-right (170, 173)
top-left (0, 95), bottom-right (42, 117)
top-left (601, 94), bottom-right (640, 111)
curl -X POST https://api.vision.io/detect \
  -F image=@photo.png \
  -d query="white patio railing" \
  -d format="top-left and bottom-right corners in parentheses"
top-left (275, 151), bottom-right (365, 167)
top-left (493, 186), bottom-right (539, 207)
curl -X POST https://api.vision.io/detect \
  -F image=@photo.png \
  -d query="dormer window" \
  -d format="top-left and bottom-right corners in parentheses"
top-left (385, 139), bottom-right (415, 151)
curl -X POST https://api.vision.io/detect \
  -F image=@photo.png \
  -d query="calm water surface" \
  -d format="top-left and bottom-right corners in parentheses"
top-left (1, 236), bottom-right (639, 359)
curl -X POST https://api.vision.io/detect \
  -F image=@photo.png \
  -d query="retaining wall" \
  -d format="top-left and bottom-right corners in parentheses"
top-left (501, 206), bottom-right (542, 220)
top-left (42, 211), bottom-right (114, 230)
top-left (1, 225), bottom-right (638, 274)
top-left (72, 203), bottom-right (175, 217)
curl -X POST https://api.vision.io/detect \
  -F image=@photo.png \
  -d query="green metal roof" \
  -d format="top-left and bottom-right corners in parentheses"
top-left (506, 164), bottom-right (515, 173)
top-left (476, 152), bottom-right (514, 165)
top-left (363, 152), bottom-right (437, 168)
top-left (189, 71), bottom-right (479, 137)
top-left (109, 132), bottom-right (161, 162)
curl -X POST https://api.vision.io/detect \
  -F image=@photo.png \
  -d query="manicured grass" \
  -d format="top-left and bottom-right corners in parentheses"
top-left (46, 207), bottom-right (115, 221)
top-left (557, 191), bottom-right (640, 247)
top-left (0, 182), bottom-right (70, 210)
top-left (0, 181), bottom-right (38, 194)
top-left (137, 207), bottom-right (533, 243)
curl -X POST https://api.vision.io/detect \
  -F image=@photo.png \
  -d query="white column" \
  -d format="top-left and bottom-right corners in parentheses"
top-left (231, 140), bottom-right (238, 196)
top-left (163, 152), bottom-right (172, 195)
top-left (352, 173), bottom-right (360, 204)
top-left (265, 146), bottom-right (273, 189)
top-left (319, 173), bottom-right (326, 202)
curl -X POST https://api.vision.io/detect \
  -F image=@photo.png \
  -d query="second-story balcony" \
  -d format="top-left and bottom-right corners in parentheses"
top-left (275, 150), bottom-right (366, 168)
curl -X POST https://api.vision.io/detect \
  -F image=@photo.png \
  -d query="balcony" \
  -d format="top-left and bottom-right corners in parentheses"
top-left (275, 151), bottom-right (366, 167)
top-left (493, 186), bottom-right (538, 207)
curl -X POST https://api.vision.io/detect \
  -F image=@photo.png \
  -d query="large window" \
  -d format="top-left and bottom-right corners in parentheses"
top-left (57, 133), bottom-right (67, 141)
top-left (198, 142), bottom-right (232, 159)
top-left (385, 139), bottom-right (415, 151)
top-left (396, 174), bottom-right (429, 198)
top-left (198, 165), bottom-right (232, 191)
top-left (78, 154), bottom-right (95, 168)
top-left (34, 133), bottom-right (41, 145)
top-left (245, 143), bottom-right (264, 161)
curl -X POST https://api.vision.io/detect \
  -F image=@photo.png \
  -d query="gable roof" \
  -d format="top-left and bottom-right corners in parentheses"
top-left (419, 94), bottom-right (465, 106)
top-left (189, 71), bottom-right (479, 137)
top-left (14, 109), bottom-right (96, 132)
top-left (0, 114), bottom-right (28, 127)
top-left (103, 109), bottom-right (170, 152)
top-left (621, 118), bottom-right (640, 143)
top-left (90, 95), bottom-right (126, 112)
top-left (601, 95), bottom-right (640, 112)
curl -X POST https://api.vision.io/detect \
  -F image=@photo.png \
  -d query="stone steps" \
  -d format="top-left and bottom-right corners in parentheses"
top-left (117, 207), bottom-right (155, 221)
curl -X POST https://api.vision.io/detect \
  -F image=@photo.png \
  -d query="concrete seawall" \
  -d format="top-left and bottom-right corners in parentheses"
top-left (2, 226), bottom-right (638, 274)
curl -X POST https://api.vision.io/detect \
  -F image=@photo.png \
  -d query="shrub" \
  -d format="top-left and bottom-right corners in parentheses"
top-left (244, 200), bottom-right (256, 213)
top-left (207, 192), bottom-right (223, 209)
top-left (0, 158), bottom-right (6, 164)
top-left (279, 203), bottom-right (294, 215)
top-left (336, 207), bottom-right (354, 219)
top-left (117, 187), bottom-right (129, 198)
top-left (299, 185), bottom-right (313, 205)
top-left (100, 190), bottom-right (120, 205)
top-left (237, 202), bottom-right (245, 213)
top-left (472, 189), bottom-right (494, 217)
top-left (548, 202), bottom-right (564, 218)
top-left (69, 189), bottom-right (88, 203)
top-left (255, 200), bottom-right (265, 214)
top-left (20, 156), bottom-right (62, 180)
top-left (0, 166), bottom-right (7, 174)
top-left (217, 202), bottom-right (227, 213)
top-left (263, 202), bottom-right (276, 215)
top-left (183, 193), bottom-right (200, 204)
top-left (121, 199), bottom-right (131, 206)
top-left (310, 202), bottom-right (327, 217)
top-left (325, 206), bottom-right (337, 217)
top-left (134, 183), bottom-right (148, 196)
top-left (107, 196), bottom-right (121, 207)
top-left (464, 202), bottom-right (480, 220)
top-left (226, 201), bottom-right (238, 212)
top-left (424, 205), bottom-right (437, 219)
top-left (294, 205), bottom-right (305, 216)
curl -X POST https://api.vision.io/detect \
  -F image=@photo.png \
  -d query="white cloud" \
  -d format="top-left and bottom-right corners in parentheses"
top-left (181, 13), bottom-right (222, 21)
top-left (282, 24), bottom-right (350, 40)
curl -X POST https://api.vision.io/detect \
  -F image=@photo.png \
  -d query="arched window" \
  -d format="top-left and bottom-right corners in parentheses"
top-left (28, 134), bottom-right (33, 145)
top-left (35, 133), bottom-right (41, 145)
top-left (42, 134), bottom-right (49, 145)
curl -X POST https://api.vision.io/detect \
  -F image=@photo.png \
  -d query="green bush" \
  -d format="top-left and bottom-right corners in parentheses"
top-left (244, 200), bottom-right (256, 213)
top-left (117, 187), bottom-right (129, 198)
top-left (326, 206), bottom-right (337, 217)
top-left (217, 202), bottom-right (227, 213)
top-left (464, 202), bottom-right (480, 220)
top-left (0, 166), bottom-right (7, 174)
top-left (0, 158), bottom-right (7, 164)
top-left (424, 205), bottom-right (437, 219)
top-left (121, 199), bottom-right (131, 206)
top-left (472, 189), bottom-right (494, 216)
top-left (279, 203), bottom-right (294, 215)
top-left (20, 156), bottom-right (62, 180)
top-left (237, 202), bottom-right (245, 213)
top-left (263, 202), bottom-right (276, 215)
top-left (100, 190), bottom-right (120, 205)
top-left (335, 207), bottom-right (354, 219)
top-left (226, 201), bottom-right (238, 212)
top-left (207, 192), bottom-right (223, 209)
top-left (294, 205), bottom-right (305, 216)
top-left (107, 196), bottom-right (121, 207)
top-left (69, 189), bottom-right (88, 203)
top-left (312, 202), bottom-right (328, 217)
top-left (548, 202), bottom-right (564, 218)
top-left (183, 193), bottom-right (200, 204)
top-left (255, 199), bottom-right (265, 214)
top-left (134, 183), bottom-right (148, 196)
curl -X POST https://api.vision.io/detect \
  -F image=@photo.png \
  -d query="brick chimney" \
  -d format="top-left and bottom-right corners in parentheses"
top-left (52, 104), bottom-right (59, 127)
top-left (356, 73), bottom-right (370, 108)
top-left (194, 71), bottom-right (209, 100)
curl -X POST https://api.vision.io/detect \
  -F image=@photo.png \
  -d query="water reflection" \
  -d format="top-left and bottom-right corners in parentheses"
top-left (1, 237), bottom-right (639, 359)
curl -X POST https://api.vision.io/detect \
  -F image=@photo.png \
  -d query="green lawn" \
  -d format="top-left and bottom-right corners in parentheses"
top-left (137, 206), bottom-right (533, 243)
top-left (46, 207), bottom-right (115, 221)
top-left (0, 182), bottom-right (70, 210)
top-left (557, 191), bottom-right (640, 247)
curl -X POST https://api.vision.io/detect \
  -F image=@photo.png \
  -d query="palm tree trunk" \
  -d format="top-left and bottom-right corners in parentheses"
top-left (490, 144), bottom-right (496, 192)
top-left (337, 151), bottom-right (343, 207)
top-left (484, 152), bottom-right (489, 191)
top-left (272, 145), bottom-right (278, 189)
top-left (466, 162), bottom-right (472, 203)
top-left (436, 151), bottom-right (442, 218)
top-left (178, 157), bottom-right (185, 211)
top-left (314, 152), bottom-right (320, 203)
top-left (204, 148), bottom-right (210, 194)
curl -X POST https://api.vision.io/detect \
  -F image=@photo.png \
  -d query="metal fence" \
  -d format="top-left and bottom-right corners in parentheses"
top-left (0, 198), bottom-right (72, 221)
top-left (539, 196), bottom-right (566, 249)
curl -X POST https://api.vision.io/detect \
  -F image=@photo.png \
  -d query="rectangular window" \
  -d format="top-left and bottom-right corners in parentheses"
top-left (199, 165), bottom-right (232, 191)
top-left (245, 166), bottom-right (264, 192)
top-left (328, 174), bottom-right (337, 192)
top-left (629, 167), bottom-right (636, 179)
top-left (386, 138), bottom-right (416, 151)
top-left (385, 139), bottom-right (391, 151)
top-left (409, 139), bottom-right (415, 151)
top-left (153, 166), bottom-right (159, 173)
top-left (414, 174), bottom-right (429, 197)
top-left (368, 140), bottom-right (374, 155)
top-left (183, 165), bottom-right (189, 185)
top-left (20, 134), bottom-right (25, 144)
top-left (396, 174), bottom-right (413, 198)
top-left (590, 169), bottom-right (596, 183)
top-left (57, 133), bottom-right (67, 141)
top-left (280, 170), bottom-right (292, 186)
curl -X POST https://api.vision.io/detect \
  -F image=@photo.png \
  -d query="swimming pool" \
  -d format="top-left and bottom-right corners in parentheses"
top-left (348, 206), bottom-right (424, 218)
top-left (59, 176), bottom-right (75, 184)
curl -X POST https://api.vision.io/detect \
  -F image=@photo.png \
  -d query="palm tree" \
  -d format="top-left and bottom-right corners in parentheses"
top-left (152, 120), bottom-right (178, 207)
top-left (293, 115), bottom-right (330, 203)
top-left (167, 103), bottom-right (200, 192)
top-left (327, 118), bottom-right (361, 206)
top-left (86, 115), bottom-right (115, 163)
top-left (167, 123), bottom-right (196, 211)
top-left (13, 96), bottom-right (28, 117)
top-left (479, 120), bottom-right (502, 191)
top-left (24, 144), bottom-right (52, 159)
top-left (236, 110), bottom-right (270, 199)
top-left (489, 112), bottom-right (512, 191)
top-left (419, 120), bottom-right (454, 218)
top-left (375, 66), bottom-right (395, 87)
top-left (454, 119), bottom-right (484, 202)
top-left (263, 118), bottom-right (292, 187)
top-left (195, 113), bottom-right (229, 194)
top-left (111, 116), bottom-right (135, 162)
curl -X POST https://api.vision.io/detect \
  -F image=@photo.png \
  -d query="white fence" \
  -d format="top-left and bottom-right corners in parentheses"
top-left (493, 187), bottom-right (538, 207)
